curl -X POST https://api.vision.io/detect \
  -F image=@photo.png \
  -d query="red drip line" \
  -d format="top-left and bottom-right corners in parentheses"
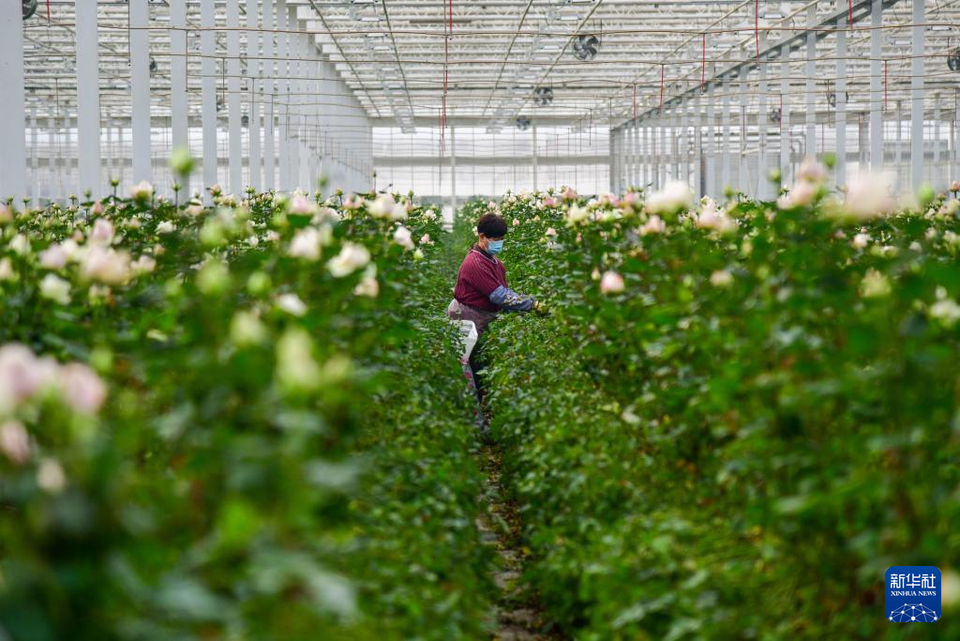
top-left (659, 64), bottom-right (665, 111)
top-left (46, 0), bottom-right (50, 20)
top-left (848, 0), bottom-right (853, 29)
top-left (701, 35), bottom-right (706, 93)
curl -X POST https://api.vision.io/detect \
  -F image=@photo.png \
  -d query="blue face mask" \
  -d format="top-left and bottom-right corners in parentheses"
top-left (486, 239), bottom-right (504, 255)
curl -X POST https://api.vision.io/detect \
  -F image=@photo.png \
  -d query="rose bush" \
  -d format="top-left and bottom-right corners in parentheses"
top-left (0, 189), bottom-right (492, 639)
top-left (464, 179), bottom-right (960, 639)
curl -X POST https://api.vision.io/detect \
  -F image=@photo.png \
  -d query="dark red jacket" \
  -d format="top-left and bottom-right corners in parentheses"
top-left (454, 247), bottom-right (508, 312)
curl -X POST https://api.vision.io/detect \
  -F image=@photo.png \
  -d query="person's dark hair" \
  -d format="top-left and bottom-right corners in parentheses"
top-left (477, 213), bottom-right (508, 238)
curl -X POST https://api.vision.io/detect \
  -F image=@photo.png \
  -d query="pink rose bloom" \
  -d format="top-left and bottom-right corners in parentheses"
top-left (39, 244), bottom-right (69, 270)
top-left (622, 191), bottom-right (641, 209)
top-left (0, 420), bottom-right (30, 465)
top-left (90, 219), bottom-right (115, 245)
top-left (81, 246), bottom-right (132, 285)
top-left (0, 344), bottom-right (59, 412)
top-left (545, 227), bottom-right (557, 237)
top-left (562, 187), bottom-right (578, 202)
top-left (343, 194), bottom-right (364, 210)
top-left (289, 193), bottom-right (318, 215)
top-left (90, 201), bottom-right (104, 216)
top-left (600, 271), bottom-right (625, 294)
top-left (598, 193), bottom-right (620, 208)
top-left (58, 363), bottom-right (107, 414)
top-left (542, 196), bottom-right (559, 208)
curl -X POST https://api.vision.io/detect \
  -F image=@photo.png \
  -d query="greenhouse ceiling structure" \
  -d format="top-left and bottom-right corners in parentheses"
top-left (1, 0), bottom-right (959, 207)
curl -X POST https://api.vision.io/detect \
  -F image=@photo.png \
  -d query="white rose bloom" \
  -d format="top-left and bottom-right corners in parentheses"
top-left (9, 234), bottom-right (30, 256)
top-left (0, 257), bottom-right (14, 281)
top-left (842, 172), bottom-right (897, 220)
top-left (156, 221), bottom-right (176, 234)
top-left (860, 269), bottom-right (892, 298)
top-left (851, 233), bottom-right (870, 249)
top-left (288, 227), bottom-right (324, 261)
top-left (275, 293), bottom-right (308, 317)
top-left (645, 181), bottom-right (694, 216)
top-left (37, 458), bottom-right (66, 493)
top-left (710, 269), bottom-right (734, 287)
top-left (275, 328), bottom-right (321, 392)
top-left (40, 274), bottom-right (71, 304)
top-left (368, 193), bottom-right (401, 219)
top-left (565, 205), bottom-right (590, 225)
top-left (131, 255), bottom-right (156, 274)
top-left (327, 242), bottom-right (372, 277)
top-left (354, 266), bottom-right (380, 298)
top-left (130, 180), bottom-right (154, 200)
top-left (393, 225), bottom-right (415, 251)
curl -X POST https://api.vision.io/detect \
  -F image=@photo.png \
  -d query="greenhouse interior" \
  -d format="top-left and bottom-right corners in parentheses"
top-left (2, 0), bottom-right (960, 639)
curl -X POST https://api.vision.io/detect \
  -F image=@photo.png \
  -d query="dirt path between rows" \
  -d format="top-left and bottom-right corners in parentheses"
top-left (476, 445), bottom-right (562, 641)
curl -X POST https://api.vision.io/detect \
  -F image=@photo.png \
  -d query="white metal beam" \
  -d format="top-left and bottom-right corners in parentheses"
top-left (130, 0), bottom-right (151, 184)
top-left (76, 0), bottom-right (100, 199)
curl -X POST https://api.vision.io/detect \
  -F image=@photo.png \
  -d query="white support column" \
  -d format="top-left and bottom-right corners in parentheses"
top-left (130, 0), bottom-right (151, 184)
top-left (276, 0), bottom-right (289, 192)
top-left (869, 0), bottom-right (883, 170)
top-left (805, 4), bottom-right (817, 158)
top-left (532, 124), bottom-right (538, 192)
top-left (705, 84), bottom-right (715, 197)
top-left (170, 0), bottom-right (189, 194)
top-left (298, 29), bottom-right (311, 191)
top-left (630, 121), bottom-right (638, 187)
top-left (263, 0), bottom-right (275, 190)
top-left (759, 48), bottom-right (769, 198)
top-left (0, 0), bottom-right (26, 202)
top-left (642, 120), bottom-right (649, 187)
top-left (780, 45), bottom-right (790, 186)
top-left (609, 130), bottom-right (618, 193)
top-left (286, 6), bottom-right (301, 190)
top-left (721, 82), bottom-right (731, 190)
top-left (246, 0), bottom-right (261, 190)
top-left (955, 90), bottom-right (960, 183)
top-left (660, 113), bottom-right (668, 186)
top-left (652, 116), bottom-right (660, 189)
top-left (76, 0), bottom-right (101, 199)
top-left (910, 0), bottom-right (924, 190)
top-left (739, 71), bottom-right (748, 193)
top-left (694, 91), bottom-right (703, 198)
top-left (31, 111), bottom-right (39, 204)
top-left (227, 0), bottom-right (242, 194)
top-left (835, 10), bottom-right (847, 188)
top-left (934, 94), bottom-right (942, 189)
top-left (672, 107), bottom-right (680, 182)
top-left (896, 99), bottom-right (903, 186)
top-left (450, 125), bottom-right (457, 213)
top-left (201, 0), bottom-right (217, 197)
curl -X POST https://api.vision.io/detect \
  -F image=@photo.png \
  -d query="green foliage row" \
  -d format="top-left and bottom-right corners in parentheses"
top-left (0, 190), bottom-right (492, 640)
top-left (462, 184), bottom-right (960, 639)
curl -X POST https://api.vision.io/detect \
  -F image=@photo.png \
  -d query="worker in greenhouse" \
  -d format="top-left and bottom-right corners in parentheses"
top-left (447, 212), bottom-right (542, 335)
